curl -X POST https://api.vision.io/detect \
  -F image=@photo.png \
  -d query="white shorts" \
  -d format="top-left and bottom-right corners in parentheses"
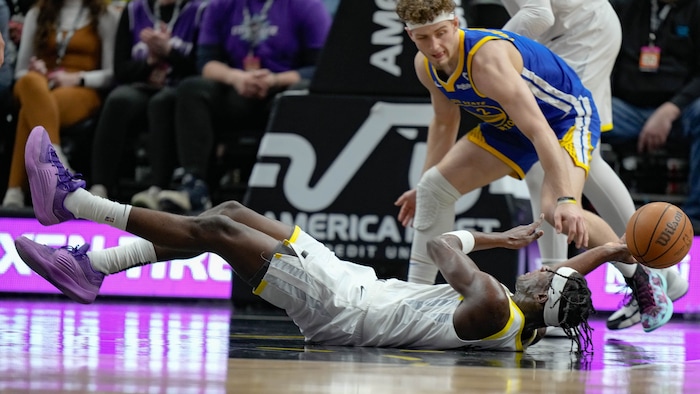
top-left (254, 227), bottom-right (379, 345)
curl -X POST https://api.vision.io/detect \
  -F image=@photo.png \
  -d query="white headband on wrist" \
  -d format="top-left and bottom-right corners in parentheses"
top-left (543, 267), bottom-right (578, 327)
top-left (405, 11), bottom-right (456, 30)
top-left (443, 230), bottom-right (475, 254)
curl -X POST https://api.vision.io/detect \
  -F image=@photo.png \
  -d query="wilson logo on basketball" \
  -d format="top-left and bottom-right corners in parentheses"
top-left (655, 210), bottom-right (683, 247)
top-left (627, 201), bottom-right (693, 269)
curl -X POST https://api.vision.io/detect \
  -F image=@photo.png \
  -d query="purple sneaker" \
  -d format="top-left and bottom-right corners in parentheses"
top-left (24, 126), bottom-right (86, 225)
top-left (14, 236), bottom-right (104, 304)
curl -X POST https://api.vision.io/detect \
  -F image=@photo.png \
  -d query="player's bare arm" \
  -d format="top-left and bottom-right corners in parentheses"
top-left (427, 218), bottom-right (543, 339)
top-left (468, 40), bottom-right (588, 248)
top-left (414, 52), bottom-right (462, 172)
top-left (552, 240), bottom-right (634, 276)
top-left (427, 234), bottom-right (510, 338)
top-left (468, 214), bottom-right (544, 252)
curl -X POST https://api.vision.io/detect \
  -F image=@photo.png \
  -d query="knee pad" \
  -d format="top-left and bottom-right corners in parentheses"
top-left (414, 167), bottom-right (462, 231)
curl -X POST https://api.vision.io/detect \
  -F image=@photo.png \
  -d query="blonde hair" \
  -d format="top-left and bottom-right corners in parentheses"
top-left (395, 0), bottom-right (456, 26)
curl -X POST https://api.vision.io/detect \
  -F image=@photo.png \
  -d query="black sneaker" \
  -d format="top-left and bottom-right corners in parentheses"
top-left (157, 174), bottom-right (212, 213)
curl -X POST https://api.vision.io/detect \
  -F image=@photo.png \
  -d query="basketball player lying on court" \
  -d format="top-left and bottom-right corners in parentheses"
top-left (15, 127), bottom-right (640, 353)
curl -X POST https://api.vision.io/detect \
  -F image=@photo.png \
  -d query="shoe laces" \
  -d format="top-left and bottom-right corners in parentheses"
top-left (59, 243), bottom-right (91, 258)
top-left (619, 292), bottom-right (637, 309)
top-left (631, 269), bottom-right (658, 315)
top-left (48, 145), bottom-right (84, 190)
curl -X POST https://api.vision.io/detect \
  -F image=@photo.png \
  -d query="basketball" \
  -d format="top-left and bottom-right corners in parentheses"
top-left (626, 202), bottom-right (694, 269)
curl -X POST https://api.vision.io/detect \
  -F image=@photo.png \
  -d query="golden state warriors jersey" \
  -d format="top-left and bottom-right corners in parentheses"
top-left (425, 28), bottom-right (601, 178)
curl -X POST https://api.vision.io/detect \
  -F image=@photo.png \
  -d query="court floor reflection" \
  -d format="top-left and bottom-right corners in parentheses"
top-left (1, 298), bottom-right (700, 393)
top-left (227, 310), bottom-right (700, 371)
top-left (0, 298), bottom-right (232, 393)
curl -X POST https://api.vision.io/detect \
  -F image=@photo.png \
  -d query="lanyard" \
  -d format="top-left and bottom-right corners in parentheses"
top-left (153, 0), bottom-right (184, 33)
top-left (55, 7), bottom-right (86, 65)
top-left (242, 0), bottom-right (274, 51)
top-left (649, 0), bottom-right (672, 45)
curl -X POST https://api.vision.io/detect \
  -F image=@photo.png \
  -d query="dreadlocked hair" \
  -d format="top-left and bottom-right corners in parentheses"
top-left (395, 0), bottom-right (456, 25)
top-left (552, 270), bottom-right (596, 354)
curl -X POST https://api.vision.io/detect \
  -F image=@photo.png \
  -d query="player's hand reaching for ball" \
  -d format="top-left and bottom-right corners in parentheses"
top-left (602, 237), bottom-right (636, 264)
top-left (554, 201), bottom-right (588, 249)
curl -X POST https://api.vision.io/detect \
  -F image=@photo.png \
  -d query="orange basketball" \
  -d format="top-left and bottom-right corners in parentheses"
top-left (626, 202), bottom-right (694, 269)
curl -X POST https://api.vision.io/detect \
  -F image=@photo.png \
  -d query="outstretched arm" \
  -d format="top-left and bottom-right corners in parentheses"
top-left (469, 39), bottom-right (588, 249)
top-left (468, 215), bottom-right (544, 252)
top-left (426, 217), bottom-right (544, 295)
top-left (552, 240), bottom-right (633, 276)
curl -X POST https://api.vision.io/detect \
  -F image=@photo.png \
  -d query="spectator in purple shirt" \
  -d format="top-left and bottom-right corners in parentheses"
top-left (154, 0), bottom-right (332, 213)
top-left (88, 0), bottom-right (208, 205)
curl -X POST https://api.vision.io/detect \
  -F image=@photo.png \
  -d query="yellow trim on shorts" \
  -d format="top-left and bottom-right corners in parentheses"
top-left (252, 280), bottom-right (267, 295)
top-left (559, 126), bottom-right (592, 176)
top-left (601, 122), bottom-right (613, 132)
top-left (252, 226), bottom-right (301, 296)
top-left (466, 126), bottom-right (526, 179)
top-left (289, 225), bottom-right (301, 243)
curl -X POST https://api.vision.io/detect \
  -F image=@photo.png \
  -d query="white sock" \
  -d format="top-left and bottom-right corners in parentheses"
top-left (64, 188), bottom-right (132, 230)
top-left (87, 238), bottom-right (157, 274)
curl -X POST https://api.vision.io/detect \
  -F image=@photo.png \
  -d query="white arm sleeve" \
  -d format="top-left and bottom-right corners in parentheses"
top-left (501, 0), bottom-right (555, 41)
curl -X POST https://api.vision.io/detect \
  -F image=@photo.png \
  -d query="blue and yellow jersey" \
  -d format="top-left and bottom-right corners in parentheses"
top-left (425, 28), bottom-right (601, 178)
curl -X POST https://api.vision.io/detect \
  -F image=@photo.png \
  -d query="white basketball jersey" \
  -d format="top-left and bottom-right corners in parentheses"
top-left (256, 228), bottom-right (537, 350)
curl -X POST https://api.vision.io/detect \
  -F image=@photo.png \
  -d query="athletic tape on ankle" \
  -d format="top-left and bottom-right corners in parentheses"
top-left (543, 267), bottom-right (577, 326)
top-left (444, 230), bottom-right (475, 254)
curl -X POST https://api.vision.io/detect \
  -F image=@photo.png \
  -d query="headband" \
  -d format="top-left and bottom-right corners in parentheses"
top-left (405, 11), bottom-right (456, 30)
top-left (543, 267), bottom-right (578, 327)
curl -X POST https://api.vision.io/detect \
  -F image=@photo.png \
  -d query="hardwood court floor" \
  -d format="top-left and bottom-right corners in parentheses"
top-left (1, 297), bottom-right (699, 393)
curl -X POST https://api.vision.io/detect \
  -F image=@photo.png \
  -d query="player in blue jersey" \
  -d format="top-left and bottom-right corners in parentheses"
top-left (500, 0), bottom-right (688, 332)
top-left (393, 0), bottom-right (674, 332)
